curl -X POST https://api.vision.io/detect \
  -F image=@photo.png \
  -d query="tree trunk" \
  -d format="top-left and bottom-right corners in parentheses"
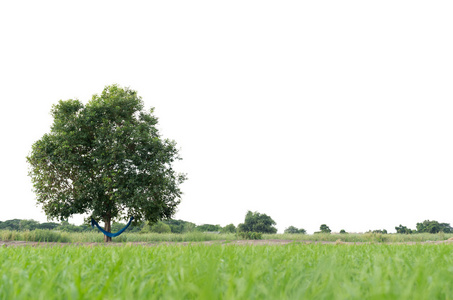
top-left (104, 216), bottom-right (112, 243)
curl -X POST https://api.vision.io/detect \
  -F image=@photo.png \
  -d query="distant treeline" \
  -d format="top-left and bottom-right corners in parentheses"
top-left (1, 218), bottom-right (451, 235)
top-left (311, 220), bottom-right (453, 235)
top-left (0, 219), bottom-right (236, 234)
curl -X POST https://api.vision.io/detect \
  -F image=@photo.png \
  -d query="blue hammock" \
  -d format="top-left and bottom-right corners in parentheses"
top-left (91, 216), bottom-right (134, 238)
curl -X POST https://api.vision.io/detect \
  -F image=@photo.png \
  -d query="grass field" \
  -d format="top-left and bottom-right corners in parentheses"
top-left (1, 243), bottom-right (453, 299)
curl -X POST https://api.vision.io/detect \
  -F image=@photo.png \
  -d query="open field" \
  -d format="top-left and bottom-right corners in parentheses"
top-left (1, 243), bottom-right (453, 299)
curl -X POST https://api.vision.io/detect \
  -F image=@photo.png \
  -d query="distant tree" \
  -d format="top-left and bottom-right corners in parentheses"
top-left (111, 222), bottom-right (129, 232)
top-left (284, 226), bottom-right (306, 234)
top-left (238, 211), bottom-right (277, 234)
top-left (298, 228), bottom-right (307, 234)
top-left (182, 222), bottom-right (196, 233)
top-left (163, 219), bottom-right (196, 233)
top-left (222, 223), bottom-right (236, 234)
top-left (416, 220), bottom-right (452, 233)
top-left (38, 222), bottom-right (60, 230)
top-left (150, 221), bottom-right (171, 233)
top-left (284, 226), bottom-right (298, 234)
top-left (118, 221), bottom-right (144, 233)
top-left (59, 220), bottom-right (83, 232)
top-left (395, 224), bottom-right (413, 234)
top-left (340, 229), bottom-right (347, 234)
top-left (27, 85), bottom-right (186, 242)
top-left (320, 224), bottom-right (331, 234)
top-left (61, 223), bottom-right (73, 232)
top-left (369, 229), bottom-right (388, 234)
top-left (196, 224), bottom-right (222, 232)
top-left (77, 223), bottom-right (97, 232)
top-left (140, 220), bottom-right (171, 234)
top-left (0, 219), bottom-right (21, 231)
top-left (140, 221), bottom-right (152, 233)
top-left (19, 219), bottom-right (40, 231)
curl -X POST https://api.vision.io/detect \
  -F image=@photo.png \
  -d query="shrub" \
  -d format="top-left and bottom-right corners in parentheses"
top-left (239, 232), bottom-right (262, 240)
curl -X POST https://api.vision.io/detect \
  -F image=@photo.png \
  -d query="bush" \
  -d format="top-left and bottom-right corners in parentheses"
top-left (366, 233), bottom-right (388, 243)
top-left (163, 219), bottom-right (196, 233)
top-left (238, 232), bottom-right (262, 240)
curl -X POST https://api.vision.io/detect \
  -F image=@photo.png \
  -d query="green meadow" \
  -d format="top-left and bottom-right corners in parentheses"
top-left (1, 243), bottom-right (453, 300)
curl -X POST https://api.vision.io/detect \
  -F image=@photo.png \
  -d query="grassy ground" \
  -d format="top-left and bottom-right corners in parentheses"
top-left (1, 229), bottom-right (453, 243)
top-left (1, 243), bottom-right (453, 299)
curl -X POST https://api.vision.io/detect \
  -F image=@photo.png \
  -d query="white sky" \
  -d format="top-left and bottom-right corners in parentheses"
top-left (1, 1), bottom-right (452, 233)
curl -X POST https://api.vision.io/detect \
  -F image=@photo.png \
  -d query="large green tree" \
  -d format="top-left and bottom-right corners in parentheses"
top-left (27, 85), bottom-right (186, 242)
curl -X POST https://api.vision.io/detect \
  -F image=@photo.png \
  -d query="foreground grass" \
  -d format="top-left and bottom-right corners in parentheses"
top-left (1, 243), bottom-right (453, 299)
top-left (1, 229), bottom-right (453, 243)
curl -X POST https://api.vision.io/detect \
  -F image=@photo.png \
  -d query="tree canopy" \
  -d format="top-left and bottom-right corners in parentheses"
top-left (395, 224), bottom-right (413, 234)
top-left (369, 229), bottom-right (388, 234)
top-left (416, 220), bottom-right (452, 233)
top-left (238, 211), bottom-right (277, 234)
top-left (195, 224), bottom-right (222, 232)
top-left (27, 85), bottom-right (186, 241)
top-left (319, 224), bottom-right (331, 234)
top-left (222, 223), bottom-right (237, 234)
top-left (284, 226), bottom-right (306, 234)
